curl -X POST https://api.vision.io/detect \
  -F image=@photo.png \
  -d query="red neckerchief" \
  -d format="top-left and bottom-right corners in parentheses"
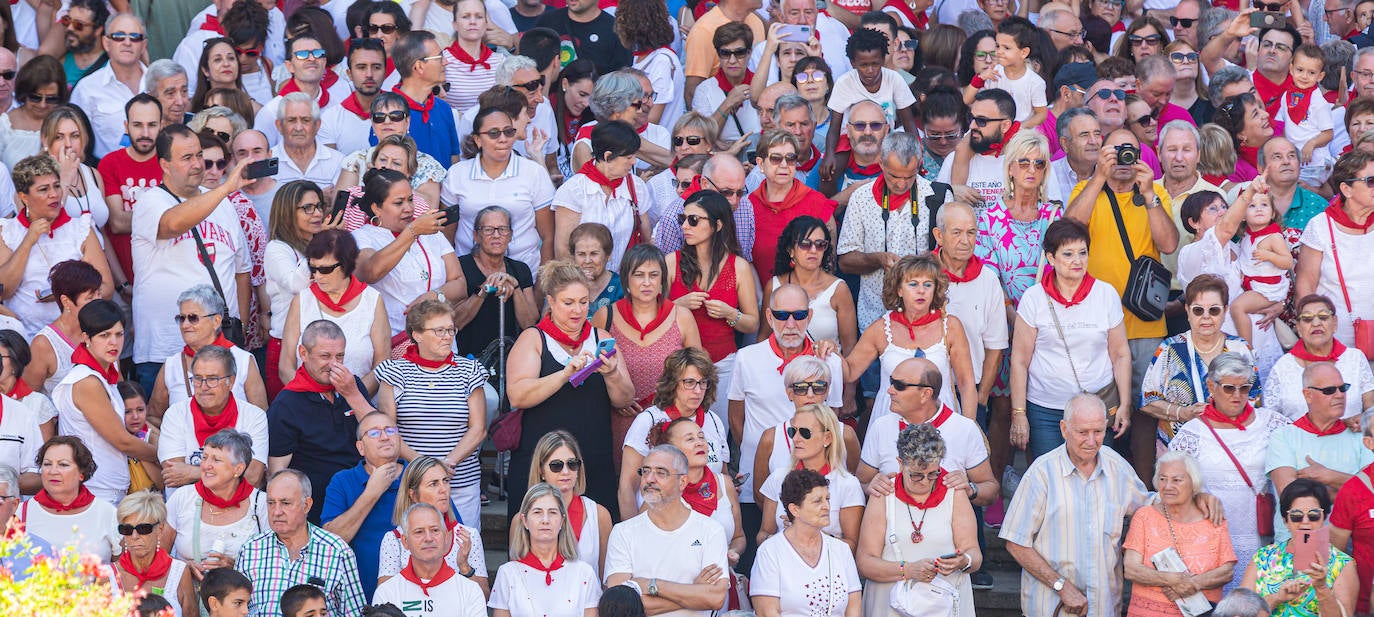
top-left (1346, 29), bottom-right (1362, 40)
top-left (578, 160), bottom-right (624, 191)
top-left (796, 144), bottom-right (822, 173)
top-left (538, 315), bottom-right (592, 349)
top-left (1291, 339), bottom-right (1348, 363)
top-left (894, 468), bottom-right (947, 509)
top-left (848, 156), bottom-right (881, 177)
top-left (566, 494), bottom-right (586, 541)
top-left (311, 277), bottom-right (367, 313)
top-left (930, 404), bottom-right (955, 428)
top-left (1294, 414), bottom-right (1347, 437)
top-left (192, 396), bottom-right (239, 445)
top-left (1284, 84), bottom-right (1318, 124)
top-left (664, 404), bottom-right (707, 427)
top-left (873, 175), bottom-right (911, 212)
top-left (1246, 222), bottom-right (1281, 240)
top-left (1041, 269), bottom-right (1094, 308)
top-left (1201, 401), bottom-right (1254, 430)
top-left (1202, 173), bottom-right (1228, 186)
top-left (118, 550), bottom-right (173, 590)
top-left (515, 552), bottom-right (565, 586)
top-left (392, 86), bottom-right (434, 122)
top-left (399, 559), bottom-right (457, 595)
top-left (32, 486), bottom-right (95, 512)
top-left (446, 40), bottom-right (493, 71)
top-left (282, 365), bottom-right (334, 393)
top-left (616, 299), bottom-right (672, 341)
top-left (890, 309), bottom-right (940, 340)
top-left (200, 14), bottom-right (224, 34)
top-left (6, 378), bottom-right (32, 400)
top-left (633, 46), bottom-right (672, 60)
top-left (749, 179), bottom-right (811, 214)
top-left (183, 333), bottom-right (234, 359)
top-left (195, 478), bottom-right (253, 509)
top-left (798, 461), bottom-right (832, 476)
top-left (883, 0), bottom-right (928, 28)
top-left (682, 469), bottom-right (719, 515)
top-left (985, 121), bottom-right (1022, 157)
top-left (769, 335), bottom-right (814, 374)
top-left (403, 345), bottom-right (457, 369)
top-left (340, 93), bottom-right (369, 120)
top-left (936, 248), bottom-right (983, 283)
top-left (279, 77), bottom-right (329, 107)
top-left (71, 344), bottom-right (118, 385)
top-left (1111, 21), bottom-right (1125, 33)
top-left (714, 69), bottom-right (753, 94)
top-left (1326, 201), bottom-right (1374, 232)
top-left (1252, 70), bottom-right (1293, 115)
top-left (17, 208), bottom-right (73, 238)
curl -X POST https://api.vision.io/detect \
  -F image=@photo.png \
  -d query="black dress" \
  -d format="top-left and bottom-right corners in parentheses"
top-left (454, 253), bottom-right (532, 359)
top-left (506, 329), bottom-right (619, 521)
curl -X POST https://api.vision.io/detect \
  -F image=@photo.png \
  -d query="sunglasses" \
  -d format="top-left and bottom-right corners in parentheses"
top-left (1341, 175), bottom-right (1374, 188)
top-left (766, 152), bottom-right (799, 165)
top-left (208, 130), bottom-right (232, 144)
top-left (367, 22), bottom-right (399, 34)
top-left (59, 15), bottom-right (95, 31)
top-left (1168, 16), bottom-right (1197, 27)
top-left (971, 115), bottom-right (1008, 127)
top-left (1016, 158), bottom-right (1047, 170)
top-left (235, 46), bottom-right (262, 58)
top-left (372, 111), bottom-right (409, 124)
top-left (850, 121), bottom-right (886, 133)
top-left (1214, 382), bottom-right (1254, 396)
top-left (680, 378), bottom-right (711, 390)
top-left (1307, 383), bottom-right (1352, 395)
top-left (1253, 0), bottom-right (1284, 11)
top-left (677, 213), bottom-right (709, 227)
top-left (481, 127), bottom-right (518, 139)
top-left (106, 31), bottom-right (146, 42)
top-left (797, 238), bottom-right (830, 251)
top-left (292, 48), bottom-right (327, 61)
top-left (363, 426), bottom-right (400, 440)
top-left (174, 313), bottom-right (211, 325)
top-left (789, 381), bottom-right (829, 395)
top-left (716, 46), bottom-right (750, 59)
top-left (203, 158), bottom-right (230, 171)
top-left (26, 93), bottom-right (60, 105)
top-left (118, 522), bottom-right (158, 536)
top-left (1286, 508), bottom-right (1325, 523)
top-left (1092, 89), bottom-right (1128, 101)
top-left (904, 470), bottom-right (942, 482)
top-left (1132, 114), bottom-right (1157, 127)
top-left (512, 76), bottom-right (546, 92)
top-left (1129, 34), bottom-right (1164, 45)
top-left (1189, 305), bottom-right (1224, 317)
top-left (309, 263), bottom-right (342, 275)
top-left (673, 135), bottom-right (705, 147)
top-left (890, 377), bottom-right (935, 392)
top-left (769, 308), bottom-right (811, 322)
top-left (926, 130), bottom-right (963, 142)
top-left (786, 425), bottom-right (822, 440)
top-left (548, 457), bottom-right (582, 473)
top-left (0, 71), bottom-right (13, 81)
top-left (795, 70), bottom-right (827, 84)
top-left (1297, 311), bottom-right (1334, 323)
top-left (1169, 51), bottom-right (1200, 63)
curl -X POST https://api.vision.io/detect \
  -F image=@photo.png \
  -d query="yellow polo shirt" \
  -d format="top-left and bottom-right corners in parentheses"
top-left (1069, 180), bottom-right (1174, 340)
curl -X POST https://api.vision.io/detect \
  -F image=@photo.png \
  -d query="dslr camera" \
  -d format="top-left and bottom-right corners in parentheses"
top-left (1115, 143), bottom-right (1140, 166)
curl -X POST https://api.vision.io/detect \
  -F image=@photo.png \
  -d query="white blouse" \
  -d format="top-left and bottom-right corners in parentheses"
top-left (1266, 349), bottom-right (1374, 420)
top-left (352, 225), bottom-right (455, 335)
top-left (488, 558), bottom-right (601, 617)
top-left (551, 173), bottom-right (650, 274)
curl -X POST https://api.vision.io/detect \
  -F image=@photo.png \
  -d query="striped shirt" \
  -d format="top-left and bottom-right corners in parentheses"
top-left (374, 357), bottom-right (490, 488)
top-left (998, 445), bottom-right (1151, 617)
top-left (236, 524), bottom-right (366, 617)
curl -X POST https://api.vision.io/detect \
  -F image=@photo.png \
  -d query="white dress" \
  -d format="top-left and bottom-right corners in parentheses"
top-left (295, 285), bottom-right (382, 379)
top-left (866, 313), bottom-right (956, 432)
top-left (769, 277), bottom-right (843, 345)
top-left (0, 113), bottom-right (41, 169)
top-left (1237, 230), bottom-right (1289, 303)
top-left (165, 486), bottom-right (267, 562)
top-left (861, 492), bottom-right (974, 617)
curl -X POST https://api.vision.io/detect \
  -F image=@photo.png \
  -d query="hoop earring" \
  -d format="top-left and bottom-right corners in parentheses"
top-left (369, 215), bottom-right (381, 227)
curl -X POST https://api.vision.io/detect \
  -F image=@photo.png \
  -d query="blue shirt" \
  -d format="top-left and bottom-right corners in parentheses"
top-left (321, 461), bottom-right (404, 598)
top-left (403, 96), bottom-right (460, 166)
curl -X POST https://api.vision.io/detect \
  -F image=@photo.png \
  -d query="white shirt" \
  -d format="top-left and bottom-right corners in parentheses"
top-left (827, 68), bottom-right (916, 128)
top-left (0, 394), bottom-right (41, 474)
top-left (70, 62), bottom-right (147, 157)
top-left (272, 142), bottom-right (345, 190)
top-left (157, 396), bottom-right (269, 497)
top-left (319, 104), bottom-right (374, 157)
top-left (21, 498), bottom-right (120, 562)
top-left (488, 558), bottom-right (602, 617)
top-left (372, 567), bottom-right (487, 617)
top-left (263, 240), bottom-right (309, 338)
top-left (0, 213), bottom-right (94, 337)
top-left (690, 77), bottom-right (760, 142)
top-left (254, 84), bottom-right (353, 146)
top-left (165, 486), bottom-right (267, 561)
top-left (159, 346), bottom-right (257, 408)
top-left (861, 409), bottom-right (990, 475)
top-left (185, 4), bottom-right (287, 67)
top-left (757, 468), bottom-right (864, 539)
top-left (352, 225), bottom-right (455, 335)
top-left (130, 186), bottom-right (250, 363)
top-left (623, 406), bottom-right (730, 472)
top-left (635, 48), bottom-right (685, 133)
top-left (54, 365), bottom-right (129, 501)
top-left (1047, 157), bottom-right (1084, 207)
top-left (604, 510), bottom-right (730, 617)
top-left (937, 149), bottom-right (1006, 210)
top-left (749, 532), bottom-right (861, 617)
top-left (551, 172), bottom-right (650, 273)
top-left (440, 156), bottom-right (555, 275)
top-left (945, 264), bottom-right (1009, 383)
top-left (1017, 278), bottom-right (1124, 409)
top-left (1300, 212), bottom-right (1374, 346)
top-left (985, 65), bottom-right (1048, 122)
top-left (1267, 349), bottom-right (1374, 421)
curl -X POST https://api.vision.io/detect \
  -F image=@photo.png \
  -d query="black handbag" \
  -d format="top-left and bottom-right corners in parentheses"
top-left (160, 186), bottom-right (247, 348)
top-left (1106, 189), bottom-right (1170, 322)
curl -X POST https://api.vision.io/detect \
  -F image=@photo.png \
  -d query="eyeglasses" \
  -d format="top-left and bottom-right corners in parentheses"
top-left (1259, 40), bottom-right (1293, 54)
top-left (795, 70), bottom-right (827, 84)
top-left (797, 238), bottom-right (830, 252)
top-left (629, 100), bottom-right (652, 111)
top-left (1214, 382), bottom-right (1254, 396)
top-left (703, 177), bottom-right (747, 199)
top-left (480, 127), bottom-right (518, 139)
top-left (174, 313), bottom-right (212, 325)
top-left (1341, 175), bottom-right (1374, 188)
top-left (787, 425), bottom-right (825, 439)
top-left (26, 93), bottom-right (60, 105)
top-left (59, 15), bottom-right (95, 31)
top-left (0, 71), bottom-right (13, 81)
top-left (769, 308), bottom-right (811, 322)
top-left (548, 458), bottom-right (582, 473)
top-left (1129, 34), bottom-right (1164, 46)
top-left (789, 381), bottom-right (829, 395)
top-left (291, 48), bottom-right (327, 61)
top-left (1287, 508), bottom-right (1325, 523)
top-left (1168, 16), bottom-right (1197, 27)
top-left (849, 121), bottom-right (886, 133)
top-left (363, 426), bottom-right (400, 440)
top-left (203, 158), bottom-right (230, 171)
top-left (1092, 89), bottom-right (1128, 101)
top-left (970, 115), bottom-right (1007, 127)
top-left (1307, 383), bottom-right (1353, 395)
top-left (235, 46), bottom-right (262, 58)
top-left (636, 466), bottom-right (682, 479)
top-left (1297, 310), bottom-right (1335, 323)
top-left (477, 225), bottom-right (512, 236)
top-left (890, 377), bottom-right (935, 392)
top-left (423, 327), bottom-right (457, 337)
top-left (680, 378), bottom-right (712, 390)
top-left (1253, 0), bottom-right (1285, 11)
top-left (926, 130), bottom-right (963, 142)
top-left (716, 46), bottom-right (750, 59)
top-left (1326, 6), bottom-right (1353, 14)
top-left (367, 22), bottom-right (400, 34)
top-left (419, 54), bottom-right (444, 63)
top-left (1131, 113), bottom-right (1157, 127)
top-left (511, 76), bottom-right (546, 92)
top-left (1189, 305), bottom-right (1224, 317)
top-left (1169, 51), bottom-right (1200, 64)
top-left (678, 213), bottom-right (708, 227)
top-left (1016, 158), bottom-right (1047, 170)
top-left (766, 153), bottom-right (799, 166)
top-left (309, 263), bottom-right (342, 275)
top-left (673, 135), bottom-right (705, 147)
top-left (972, 51), bottom-right (997, 61)
top-left (903, 470), bottom-right (942, 482)
top-left (298, 202), bottom-right (328, 215)
top-left (372, 111), bottom-right (409, 124)
top-left (106, 31), bottom-right (146, 42)
top-left (191, 374), bottom-right (231, 388)
top-left (1048, 28), bottom-right (1087, 40)
top-left (118, 522), bottom-right (158, 536)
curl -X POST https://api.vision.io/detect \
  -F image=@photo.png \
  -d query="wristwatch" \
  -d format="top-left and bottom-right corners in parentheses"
top-left (1053, 577), bottom-right (1066, 592)
top-left (969, 483), bottom-right (979, 500)
top-left (647, 578), bottom-right (660, 597)
top-left (435, 289), bottom-right (447, 304)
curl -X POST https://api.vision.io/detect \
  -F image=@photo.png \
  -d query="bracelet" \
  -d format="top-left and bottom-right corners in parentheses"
top-left (1011, 407), bottom-right (1027, 415)
top-left (970, 74), bottom-right (986, 88)
top-left (727, 309), bottom-right (742, 328)
top-left (898, 560), bottom-right (906, 581)
top-left (961, 553), bottom-right (973, 572)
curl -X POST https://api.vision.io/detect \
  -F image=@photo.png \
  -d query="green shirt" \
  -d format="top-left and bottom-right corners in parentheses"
top-left (1283, 186), bottom-right (1329, 232)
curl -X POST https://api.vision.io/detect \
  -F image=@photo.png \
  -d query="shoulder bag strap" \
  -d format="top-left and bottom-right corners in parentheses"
top-left (1104, 189), bottom-right (1137, 263)
top-left (1045, 299), bottom-right (1085, 393)
top-left (160, 186), bottom-right (233, 320)
top-left (1358, 470), bottom-right (1374, 494)
top-left (1327, 216), bottom-right (1356, 314)
top-left (1202, 420), bottom-right (1257, 491)
top-left (924, 182), bottom-right (950, 251)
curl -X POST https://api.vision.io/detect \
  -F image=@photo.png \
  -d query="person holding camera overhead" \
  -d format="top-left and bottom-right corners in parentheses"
top-left (1065, 128), bottom-right (1180, 484)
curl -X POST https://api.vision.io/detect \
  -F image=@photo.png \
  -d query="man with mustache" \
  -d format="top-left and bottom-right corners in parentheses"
top-left (97, 93), bottom-right (163, 298)
top-left (937, 88), bottom-right (1015, 209)
top-left (60, 0), bottom-right (108, 88)
top-left (834, 101), bottom-right (889, 199)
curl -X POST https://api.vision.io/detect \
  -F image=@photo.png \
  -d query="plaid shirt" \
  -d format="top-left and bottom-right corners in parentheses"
top-left (651, 193), bottom-right (755, 257)
top-left (237, 524), bottom-right (367, 617)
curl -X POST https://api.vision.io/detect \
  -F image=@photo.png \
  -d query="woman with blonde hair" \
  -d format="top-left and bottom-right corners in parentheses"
top-left (1197, 123), bottom-right (1240, 193)
top-left (491, 483), bottom-right (601, 617)
top-left (756, 403), bottom-right (865, 553)
top-left (378, 455), bottom-right (489, 597)
top-left (1164, 40), bottom-right (1211, 124)
top-left (528, 430), bottom-right (612, 577)
top-left (112, 490), bottom-right (196, 615)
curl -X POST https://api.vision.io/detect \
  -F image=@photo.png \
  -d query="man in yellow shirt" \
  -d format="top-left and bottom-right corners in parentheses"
top-left (1066, 129), bottom-right (1179, 484)
top-left (683, 0), bottom-right (766, 108)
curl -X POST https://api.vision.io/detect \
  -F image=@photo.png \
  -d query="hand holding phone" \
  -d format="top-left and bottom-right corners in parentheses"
top-left (245, 157), bottom-right (279, 180)
top-left (1287, 526), bottom-right (1330, 573)
top-left (778, 24), bottom-right (812, 43)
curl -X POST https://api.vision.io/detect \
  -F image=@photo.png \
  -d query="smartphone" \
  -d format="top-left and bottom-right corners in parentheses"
top-left (331, 190), bottom-right (350, 219)
top-left (938, 553), bottom-right (959, 560)
top-left (244, 157), bottom-right (279, 180)
top-left (733, 472), bottom-right (751, 487)
top-left (1250, 11), bottom-right (1286, 28)
top-left (440, 204), bottom-right (461, 225)
top-left (1287, 525), bottom-right (1330, 570)
top-left (596, 338), bottom-right (616, 356)
top-left (779, 24), bottom-right (812, 43)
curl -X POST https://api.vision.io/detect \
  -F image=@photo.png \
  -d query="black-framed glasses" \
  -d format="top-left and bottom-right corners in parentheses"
top-left (797, 238), bottom-right (830, 252)
top-left (480, 127), bottom-right (518, 139)
top-left (1129, 34), bottom-right (1164, 46)
top-left (548, 457), bottom-right (582, 473)
top-left (174, 313), bottom-right (212, 325)
top-left (1287, 508), bottom-right (1325, 523)
top-left (1253, 0), bottom-right (1284, 11)
top-left (363, 426), bottom-right (400, 440)
top-left (308, 263), bottom-right (342, 275)
top-left (1297, 311), bottom-right (1335, 323)
top-left (511, 76), bottom-right (546, 92)
top-left (787, 425), bottom-right (824, 440)
top-left (0, 71), bottom-right (14, 81)
top-left (677, 213), bottom-right (708, 227)
top-left (298, 202), bottom-right (328, 215)
top-left (292, 48), bottom-right (327, 61)
top-left (106, 31), bottom-right (146, 42)
top-left (1259, 40), bottom-right (1293, 54)
top-left (1092, 89), bottom-right (1128, 101)
top-left (1307, 383), bottom-right (1352, 395)
top-left (207, 129), bottom-right (232, 144)
top-left (766, 152), bottom-right (799, 165)
top-left (1325, 6), bottom-right (1352, 14)
top-left (367, 22), bottom-right (399, 34)
top-left (118, 522), bottom-right (158, 536)
top-left (26, 93), bottom-right (59, 105)
top-left (789, 381), bottom-right (829, 395)
top-left (890, 377), bottom-right (935, 392)
top-left (970, 115), bottom-right (1007, 127)
top-left (1214, 383), bottom-right (1254, 396)
top-left (1168, 16), bottom-right (1197, 27)
top-left (1189, 305), bottom-right (1224, 317)
top-left (769, 308), bottom-right (810, 322)
top-left (1131, 113), bottom-right (1157, 127)
top-left (702, 177), bottom-right (747, 199)
top-left (1341, 175), bottom-right (1374, 188)
top-left (1016, 158), bottom-right (1047, 170)
top-left (680, 378), bottom-right (711, 390)
top-left (477, 225), bottom-right (512, 236)
top-left (849, 121), bottom-right (886, 133)
top-left (203, 158), bottom-right (230, 171)
top-left (1169, 51), bottom-right (1200, 63)
top-left (1048, 27), bottom-right (1086, 40)
top-left (372, 111), bottom-right (408, 124)
top-left (191, 375), bottom-right (232, 388)
top-left (716, 46), bottom-right (749, 59)
top-left (673, 135), bottom-right (705, 147)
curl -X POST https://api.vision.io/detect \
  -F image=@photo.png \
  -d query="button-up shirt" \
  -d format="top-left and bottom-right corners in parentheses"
top-left (236, 524), bottom-right (367, 617)
top-left (272, 142), bottom-right (345, 191)
top-left (999, 444), bottom-right (1152, 617)
top-left (70, 62), bottom-right (146, 157)
top-left (651, 193), bottom-right (755, 258)
top-left (836, 175), bottom-right (937, 328)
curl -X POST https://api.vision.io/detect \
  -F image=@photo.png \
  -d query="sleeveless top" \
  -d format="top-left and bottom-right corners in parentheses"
top-left (575, 495), bottom-right (602, 579)
top-left (867, 314), bottom-right (957, 429)
top-left (610, 310), bottom-right (684, 407)
top-left (669, 253), bottom-right (740, 362)
top-left (765, 420), bottom-right (797, 476)
top-left (0, 213), bottom-right (93, 336)
top-left (296, 285), bottom-right (381, 379)
top-left (770, 276), bottom-right (843, 344)
top-left (686, 467), bottom-right (736, 540)
top-left (54, 364), bottom-right (129, 501)
top-left (65, 165), bottom-right (109, 231)
top-left (117, 559), bottom-right (188, 617)
top-left (36, 324), bottom-right (76, 394)
top-left (161, 345), bottom-right (254, 405)
top-left (862, 491), bottom-right (974, 617)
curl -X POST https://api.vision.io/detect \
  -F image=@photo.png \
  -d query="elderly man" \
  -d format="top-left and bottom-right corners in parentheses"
top-left (1046, 108), bottom-right (1102, 209)
top-left (0, 48), bottom-right (15, 111)
top-left (766, 0), bottom-right (850, 74)
top-left (1136, 55), bottom-right (1195, 128)
top-left (605, 445), bottom-right (729, 615)
top-left (158, 346), bottom-right (269, 498)
top-left (755, 82), bottom-right (797, 134)
top-left (746, 94), bottom-right (822, 192)
top-left (653, 154), bottom-right (755, 256)
top-left (320, 38), bottom-right (387, 156)
top-left (1214, 589), bottom-right (1273, 617)
top-left (268, 320), bottom-right (376, 523)
top-left (934, 202), bottom-right (1008, 417)
top-left (1202, 14), bottom-right (1302, 115)
top-left (271, 93), bottom-right (343, 191)
top-left (372, 503), bottom-right (486, 616)
top-left (143, 59), bottom-right (189, 128)
top-left (1170, 0), bottom-right (1205, 46)
top-left (1331, 49), bottom-right (1374, 156)
top-left (453, 206), bottom-right (540, 359)
top-left (0, 464), bottom-right (49, 574)
top-left (253, 35), bottom-right (350, 146)
top-left (71, 12), bottom-right (147, 157)
top-left (97, 94), bottom-right (163, 289)
top-left (392, 31), bottom-right (461, 165)
top-left (1158, 121), bottom-right (1222, 279)
top-left (233, 129), bottom-right (280, 216)
top-left (61, 0), bottom-right (107, 87)
top-left (1330, 407), bottom-right (1374, 616)
top-left (1041, 7), bottom-right (1086, 50)
top-left (1258, 136), bottom-right (1330, 233)
top-left (937, 88), bottom-right (1015, 208)
top-left (236, 469), bottom-right (366, 617)
top-left (1326, 0), bottom-right (1361, 39)
top-left (1086, 79), bottom-right (1129, 135)
top-left (833, 101), bottom-right (889, 200)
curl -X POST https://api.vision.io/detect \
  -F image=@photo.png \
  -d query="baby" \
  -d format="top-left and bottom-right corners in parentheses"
top-left (1277, 43), bottom-right (1335, 184)
top-left (1230, 179), bottom-right (1293, 346)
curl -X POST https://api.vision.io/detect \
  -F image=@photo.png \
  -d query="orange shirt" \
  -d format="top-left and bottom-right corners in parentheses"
top-left (683, 7), bottom-right (767, 79)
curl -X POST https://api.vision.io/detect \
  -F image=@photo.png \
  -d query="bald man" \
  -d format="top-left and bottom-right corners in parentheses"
top-left (756, 82), bottom-right (799, 133)
top-left (653, 154), bottom-right (755, 256)
top-left (0, 47), bottom-right (15, 112)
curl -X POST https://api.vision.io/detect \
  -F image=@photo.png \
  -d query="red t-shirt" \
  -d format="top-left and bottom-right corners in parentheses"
top-left (96, 149), bottom-right (163, 282)
top-left (748, 180), bottom-right (836, 283)
top-left (1330, 463), bottom-right (1374, 613)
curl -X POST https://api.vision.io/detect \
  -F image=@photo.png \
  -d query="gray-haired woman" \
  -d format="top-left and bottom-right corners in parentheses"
top-left (147, 285), bottom-right (267, 421)
top-left (570, 71), bottom-right (672, 171)
top-left (160, 428), bottom-right (267, 579)
top-left (1169, 352), bottom-right (1290, 589)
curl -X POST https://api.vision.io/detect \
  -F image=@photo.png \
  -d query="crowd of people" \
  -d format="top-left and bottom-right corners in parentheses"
top-left (2, 0), bottom-right (1374, 615)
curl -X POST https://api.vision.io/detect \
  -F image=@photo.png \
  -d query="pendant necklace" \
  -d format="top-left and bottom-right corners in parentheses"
top-left (904, 502), bottom-right (928, 543)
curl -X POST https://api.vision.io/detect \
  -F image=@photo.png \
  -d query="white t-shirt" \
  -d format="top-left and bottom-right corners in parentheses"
top-left (550, 173), bottom-right (651, 274)
top-left (159, 346), bottom-right (256, 408)
top-left (985, 65), bottom-right (1048, 123)
top-left (319, 104), bottom-right (374, 157)
top-left (1016, 279), bottom-right (1124, 409)
top-left (860, 409), bottom-right (990, 475)
top-left (748, 532), bottom-right (861, 617)
top-left (351, 225), bottom-right (456, 335)
top-left (827, 68), bottom-right (917, 129)
top-left (130, 187), bottom-right (250, 363)
top-left (757, 468), bottom-right (864, 539)
top-left (690, 77), bottom-right (760, 143)
top-left (1267, 349), bottom-right (1374, 421)
top-left (488, 558), bottom-right (602, 617)
top-left (440, 155), bottom-right (555, 276)
top-left (604, 510), bottom-right (729, 617)
top-left (372, 568), bottom-right (487, 617)
top-left (165, 486), bottom-right (267, 562)
top-left (936, 150), bottom-right (1006, 210)
top-left (53, 365), bottom-right (129, 502)
top-left (623, 406), bottom-right (730, 472)
top-left (0, 394), bottom-right (41, 474)
top-left (1275, 90), bottom-right (1335, 154)
top-left (945, 266), bottom-right (1010, 383)
top-left (157, 396), bottom-right (269, 497)
top-left (21, 498), bottom-right (120, 562)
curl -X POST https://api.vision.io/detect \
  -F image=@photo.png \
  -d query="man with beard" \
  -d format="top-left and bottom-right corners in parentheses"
top-left (1202, 14), bottom-right (1303, 118)
top-left (61, 0), bottom-right (108, 87)
top-left (97, 93), bottom-right (163, 294)
top-left (1257, 136), bottom-right (1330, 232)
top-left (920, 88), bottom-right (966, 182)
top-left (833, 101), bottom-right (889, 203)
top-left (320, 38), bottom-right (386, 155)
top-left (937, 88), bottom-right (1015, 210)
top-left (71, 12), bottom-right (148, 157)
top-left (143, 60), bottom-right (190, 127)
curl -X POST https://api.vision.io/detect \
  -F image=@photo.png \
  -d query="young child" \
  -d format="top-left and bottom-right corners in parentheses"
top-left (1230, 184), bottom-right (1294, 345)
top-left (201, 568), bottom-right (253, 617)
top-left (120, 380), bottom-right (164, 492)
top-left (822, 27), bottom-right (919, 178)
top-left (1278, 44), bottom-right (1335, 184)
top-left (952, 18), bottom-right (1046, 189)
top-left (280, 584), bottom-right (328, 617)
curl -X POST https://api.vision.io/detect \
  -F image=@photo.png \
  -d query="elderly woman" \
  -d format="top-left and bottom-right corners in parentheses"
top-left (749, 130), bottom-right (836, 283)
top-left (340, 132), bottom-right (443, 227)
top-left (572, 223), bottom-right (623, 318)
top-left (1242, 478), bottom-right (1359, 616)
top-left (1170, 352), bottom-right (1291, 588)
top-left (375, 299), bottom-right (489, 527)
top-left (761, 215), bottom-right (857, 355)
top-left (554, 121), bottom-right (653, 272)
top-left (25, 260), bottom-right (103, 396)
top-left (263, 181), bottom-right (335, 397)
top-left (0, 154), bottom-right (111, 337)
top-left (646, 113), bottom-right (719, 225)
top-left (757, 403), bottom-right (864, 553)
top-left (754, 357), bottom-right (862, 485)
top-left (337, 93), bottom-right (446, 209)
top-left (529, 431), bottom-right (613, 577)
top-left (161, 428), bottom-right (266, 579)
top-left (148, 285), bottom-right (267, 421)
top-left (1124, 452), bottom-right (1237, 616)
top-left (1267, 294), bottom-right (1374, 421)
top-left (490, 483), bottom-right (602, 617)
top-left (156, 346), bottom-right (268, 496)
top-left (0, 56), bottom-right (65, 168)
top-left (453, 205), bottom-right (540, 361)
top-left (279, 229), bottom-right (388, 392)
top-left (111, 491), bottom-right (196, 615)
top-left (751, 469), bottom-right (863, 617)
top-left (187, 107), bottom-right (247, 152)
top-left (856, 424), bottom-right (981, 617)
top-left (618, 348), bottom-right (730, 516)
top-left (1164, 40), bottom-right (1213, 124)
top-left (845, 254), bottom-right (977, 426)
top-left (571, 71), bottom-right (673, 171)
top-left (551, 60), bottom-right (598, 182)
top-left (1213, 93), bottom-right (1273, 183)
top-left (379, 455), bottom-right (489, 596)
top-left (1295, 150), bottom-right (1374, 355)
top-left (1010, 218), bottom-right (1132, 461)
top-left (507, 261), bottom-right (635, 520)
top-left (23, 436), bottom-right (120, 560)
top-left (619, 0), bottom-right (681, 128)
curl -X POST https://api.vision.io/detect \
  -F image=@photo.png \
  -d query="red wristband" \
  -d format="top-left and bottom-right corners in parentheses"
top-left (970, 75), bottom-right (985, 88)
